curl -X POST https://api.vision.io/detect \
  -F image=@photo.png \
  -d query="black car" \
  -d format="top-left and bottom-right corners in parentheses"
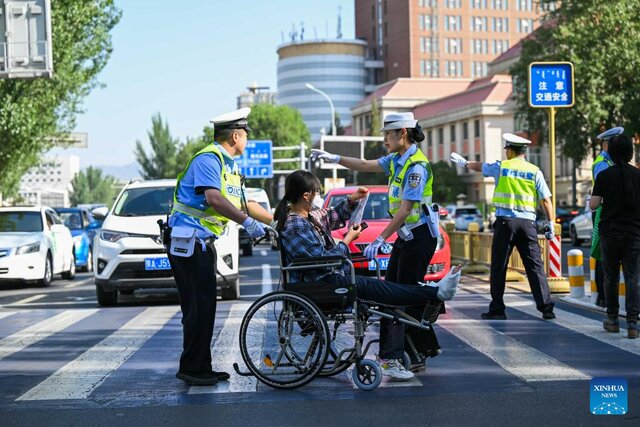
top-left (536, 207), bottom-right (582, 237)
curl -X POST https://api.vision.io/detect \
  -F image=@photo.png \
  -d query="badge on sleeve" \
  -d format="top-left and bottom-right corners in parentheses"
top-left (408, 173), bottom-right (422, 189)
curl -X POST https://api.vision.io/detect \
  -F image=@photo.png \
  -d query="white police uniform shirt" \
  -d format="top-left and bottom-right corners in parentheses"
top-left (377, 144), bottom-right (429, 226)
top-left (482, 158), bottom-right (551, 221)
top-left (169, 143), bottom-right (239, 239)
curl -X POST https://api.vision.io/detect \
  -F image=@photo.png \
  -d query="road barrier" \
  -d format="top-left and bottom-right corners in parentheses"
top-left (590, 257), bottom-right (598, 304)
top-left (567, 249), bottom-right (584, 298)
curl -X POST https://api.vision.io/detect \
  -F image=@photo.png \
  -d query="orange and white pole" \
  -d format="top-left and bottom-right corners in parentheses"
top-left (548, 231), bottom-right (562, 278)
top-left (567, 249), bottom-right (584, 298)
top-left (590, 257), bottom-right (598, 304)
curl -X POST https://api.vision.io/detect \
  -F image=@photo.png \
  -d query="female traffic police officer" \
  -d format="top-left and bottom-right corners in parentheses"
top-left (311, 112), bottom-right (439, 380)
top-left (450, 133), bottom-right (555, 320)
top-left (167, 107), bottom-right (266, 386)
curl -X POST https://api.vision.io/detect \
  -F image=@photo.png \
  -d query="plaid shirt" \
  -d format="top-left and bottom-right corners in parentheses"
top-left (281, 200), bottom-right (355, 283)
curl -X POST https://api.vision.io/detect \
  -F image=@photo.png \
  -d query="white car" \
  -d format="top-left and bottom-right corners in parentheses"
top-left (92, 179), bottom-right (239, 306)
top-left (569, 208), bottom-right (593, 247)
top-left (0, 206), bottom-right (76, 287)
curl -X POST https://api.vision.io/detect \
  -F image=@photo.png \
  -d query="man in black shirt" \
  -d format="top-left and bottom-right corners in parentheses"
top-left (590, 134), bottom-right (640, 339)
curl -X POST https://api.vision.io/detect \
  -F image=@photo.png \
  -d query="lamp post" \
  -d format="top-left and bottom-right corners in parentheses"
top-left (305, 83), bottom-right (336, 136)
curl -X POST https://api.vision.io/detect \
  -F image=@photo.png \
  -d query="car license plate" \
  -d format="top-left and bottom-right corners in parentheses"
top-left (465, 216), bottom-right (475, 220)
top-left (145, 257), bottom-right (171, 270)
top-left (368, 258), bottom-right (389, 271)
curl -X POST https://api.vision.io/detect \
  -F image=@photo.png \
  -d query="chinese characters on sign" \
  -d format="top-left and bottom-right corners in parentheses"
top-left (529, 62), bottom-right (574, 108)
top-left (235, 140), bottom-right (273, 179)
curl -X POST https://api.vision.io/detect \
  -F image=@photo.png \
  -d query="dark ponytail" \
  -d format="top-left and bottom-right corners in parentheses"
top-left (273, 170), bottom-right (322, 232)
top-left (608, 134), bottom-right (637, 211)
top-left (407, 123), bottom-right (425, 144)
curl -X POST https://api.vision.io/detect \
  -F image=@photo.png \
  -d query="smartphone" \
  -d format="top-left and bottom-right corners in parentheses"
top-left (343, 222), bottom-right (368, 237)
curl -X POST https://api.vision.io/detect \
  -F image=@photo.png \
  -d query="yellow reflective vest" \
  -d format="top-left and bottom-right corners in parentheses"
top-left (492, 158), bottom-right (539, 213)
top-left (388, 148), bottom-right (433, 226)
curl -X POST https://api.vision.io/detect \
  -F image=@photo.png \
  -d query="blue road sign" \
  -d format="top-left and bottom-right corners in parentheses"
top-left (235, 140), bottom-right (273, 179)
top-left (528, 62), bottom-right (574, 108)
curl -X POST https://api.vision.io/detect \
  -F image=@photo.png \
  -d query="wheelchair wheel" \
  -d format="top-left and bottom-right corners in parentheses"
top-left (239, 291), bottom-right (330, 389)
top-left (319, 317), bottom-right (360, 377)
top-left (351, 359), bottom-right (382, 391)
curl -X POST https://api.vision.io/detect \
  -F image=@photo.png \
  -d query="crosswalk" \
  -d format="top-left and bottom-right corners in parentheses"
top-left (1, 289), bottom-right (639, 408)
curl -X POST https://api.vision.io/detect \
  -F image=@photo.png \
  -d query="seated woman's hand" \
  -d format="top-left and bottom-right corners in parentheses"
top-left (349, 187), bottom-right (369, 202)
top-left (344, 224), bottom-right (363, 244)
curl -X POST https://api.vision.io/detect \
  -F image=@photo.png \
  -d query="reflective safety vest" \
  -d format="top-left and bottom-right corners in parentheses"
top-left (388, 148), bottom-right (433, 227)
top-left (172, 144), bottom-right (243, 236)
top-left (591, 153), bottom-right (613, 185)
top-left (492, 158), bottom-right (539, 213)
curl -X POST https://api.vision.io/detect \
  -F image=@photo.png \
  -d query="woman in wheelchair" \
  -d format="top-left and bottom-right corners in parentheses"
top-left (273, 170), bottom-right (460, 381)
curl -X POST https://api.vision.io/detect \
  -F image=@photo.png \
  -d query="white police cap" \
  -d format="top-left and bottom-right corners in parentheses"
top-left (210, 107), bottom-right (252, 131)
top-left (503, 132), bottom-right (531, 148)
top-left (597, 126), bottom-right (624, 140)
top-left (379, 112), bottom-right (418, 132)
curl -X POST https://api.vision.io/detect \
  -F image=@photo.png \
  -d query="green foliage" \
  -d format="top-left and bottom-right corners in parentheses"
top-left (358, 98), bottom-right (387, 185)
top-left (0, 0), bottom-right (121, 196)
top-left (431, 161), bottom-right (466, 204)
top-left (511, 0), bottom-right (640, 163)
top-left (134, 114), bottom-right (181, 179)
top-left (326, 112), bottom-right (346, 136)
top-left (69, 166), bottom-right (119, 206)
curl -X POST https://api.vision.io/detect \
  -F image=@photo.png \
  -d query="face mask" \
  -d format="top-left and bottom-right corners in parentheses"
top-left (311, 194), bottom-right (324, 210)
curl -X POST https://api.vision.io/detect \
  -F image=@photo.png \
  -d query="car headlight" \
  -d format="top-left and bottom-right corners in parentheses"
top-left (73, 235), bottom-right (84, 245)
top-left (16, 242), bottom-right (41, 255)
top-left (436, 235), bottom-right (445, 251)
top-left (100, 230), bottom-right (129, 242)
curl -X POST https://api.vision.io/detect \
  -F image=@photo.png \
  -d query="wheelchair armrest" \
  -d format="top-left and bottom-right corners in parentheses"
top-left (288, 255), bottom-right (346, 266)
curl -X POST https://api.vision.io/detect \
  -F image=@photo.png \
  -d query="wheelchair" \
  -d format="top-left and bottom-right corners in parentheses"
top-left (233, 227), bottom-right (443, 391)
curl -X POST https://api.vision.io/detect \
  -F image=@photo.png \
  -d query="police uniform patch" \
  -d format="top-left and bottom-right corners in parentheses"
top-left (408, 173), bottom-right (421, 189)
top-left (391, 186), bottom-right (400, 198)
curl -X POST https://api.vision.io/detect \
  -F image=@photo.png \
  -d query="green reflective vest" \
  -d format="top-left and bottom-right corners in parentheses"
top-left (172, 144), bottom-right (243, 236)
top-left (492, 158), bottom-right (539, 213)
top-left (388, 148), bottom-right (433, 226)
top-left (591, 153), bottom-right (613, 185)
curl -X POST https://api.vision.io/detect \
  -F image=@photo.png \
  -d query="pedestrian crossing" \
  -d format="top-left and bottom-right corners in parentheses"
top-left (1, 291), bottom-right (639, 408)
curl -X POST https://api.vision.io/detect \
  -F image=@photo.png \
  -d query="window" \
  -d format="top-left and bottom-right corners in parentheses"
top-left (492, 39), bottom-right (509, 55)
top-left (438, 128), bottom-right (444, 145)
top-left (427, 130), bottom-right (433, 147)
top-left (444, 15), bottom-right (462, 31)
top-left (420, 59), bottom-right (439, 77)
top-left (444, 60), bottom-right (463, 77)
top-left (418, 0), bottom-right (437, 6)
top-left (421, 36), bottom-right (439, 53)
top-left (0, 212), bottom-right (43, 232)
top-left (445, 0), bottom-right (461, 8)
top-left (463, 122), bottom-right (469, 140)
top-left (422, 14), bottom-right (438, 30)
top-left (470, 16), bottom-right (487, 32)
top-left (450, 125), bottom-right (456, 142)
top-left (471, 61), bottom-right (488, 78)
top-left (517, 18), bottom-right (534, 33)
top-left (471, 38), bottom-right (488, 54)
top-left (491, 0), bottom-right (508, 10)
top-left (492, 17), bottom-right (509, 32)
top-left (470, 0), bottom-right (487, 9)
top-left (474, 119), bottom-right (480, 138)
top-left (445, 38), bottom-right (463, 54)
top-left (516, 0), bottom-right (533, 11)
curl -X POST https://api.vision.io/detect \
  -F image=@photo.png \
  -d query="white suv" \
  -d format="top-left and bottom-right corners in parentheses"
top-left (92, 179), bottom-right (239, 306)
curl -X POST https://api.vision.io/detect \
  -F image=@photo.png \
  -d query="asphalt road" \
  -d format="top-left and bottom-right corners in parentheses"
top-left (0, 243), bottom-right (638, 426)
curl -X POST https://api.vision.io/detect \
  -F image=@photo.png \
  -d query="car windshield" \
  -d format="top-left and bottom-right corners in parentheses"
top-left (456, 208), bottom-right (479, 215)
top-left (0, 212), bottom-right (43, 232)
top-left (327, 193), bottom-right (390, 220)
top-left (113, 186), bottom-right (174, 216)
top-left (58, 212), bottom-right (83, 230)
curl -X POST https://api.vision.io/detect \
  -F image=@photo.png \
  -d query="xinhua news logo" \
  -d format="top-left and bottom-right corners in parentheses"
top-left (590, 377), bottom-right (627, 415)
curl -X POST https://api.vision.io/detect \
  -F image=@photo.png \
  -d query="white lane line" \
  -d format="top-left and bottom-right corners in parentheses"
top-left (261, 264), bottom-right (272, 296)
top-left (188, 303), bottom-right (255, 394)
top-left (16, 306), bottom-right (178, 401)
top-left (64, 278), bottom-right (92, 289)
top-left (438, 308), bottom-right (591, 382)
top-left (12, 294), bottom-right (46, 305)
top-left (0, 309), bottom-right (98, 360)
top-left (4, 301), bottom-right (97, 308)
top-left (260, 250), bottom-right (267, 256)
top-left (0, 311), bottom-right (19, 321)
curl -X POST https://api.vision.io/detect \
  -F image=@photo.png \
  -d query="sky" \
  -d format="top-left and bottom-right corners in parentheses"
top-left (51, 0), bottom-right (355, 167)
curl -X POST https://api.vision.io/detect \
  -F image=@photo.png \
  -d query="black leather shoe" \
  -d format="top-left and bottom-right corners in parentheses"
top-left (595, 298), bottom-right (606, 308)
top-left (542, 311), bottom-right (556, 320)
top-left (207, 370), bottom-right (230, 381)
top-left (481, 311), bottom-right (507, 320)
top-left (176, 372), bottom-right (218, 386)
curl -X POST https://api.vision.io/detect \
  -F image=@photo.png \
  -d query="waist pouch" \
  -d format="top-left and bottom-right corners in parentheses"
top-left (169, 226), bottom-right (196, 257)
top-left (422, 203), bottom-right (441, 239)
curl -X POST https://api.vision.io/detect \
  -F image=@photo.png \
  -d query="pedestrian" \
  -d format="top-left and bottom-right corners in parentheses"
top-left (589, 133), bottom-right (640, 339)
top-left (310, 112), bottom-right (442, 373)
top-left (450, 133), bottom-right (556, 320)
top-left (590, 126), bottom-right (623, 308)
top-left (274, 170), bottom-right (461, 380)
top-left (167, 107), bottom-right (268, 386)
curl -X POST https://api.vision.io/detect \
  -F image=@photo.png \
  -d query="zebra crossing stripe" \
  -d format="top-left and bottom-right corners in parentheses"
top-left (0, 311), bottom-right (18, 321)
top-left (438, 308), bottom-right (591, 382)
top-left (188, 303), bottom-right (255, 394)
top-left (15, 306), bottom-right (178, 401)
top-left (0, 309), bottom-right (98, 360)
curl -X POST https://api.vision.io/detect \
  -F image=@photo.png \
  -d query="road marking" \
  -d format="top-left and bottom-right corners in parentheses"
top-left (438, 308), bottom-right (591, 382)
top-left (261, 264), bottom-right (272, 295)
top-left (0, 309), bottom-right (98, 360)
top-left (4, 301), bottom-right (97, 308)
top-left (16, 306), bottom-right (178, 401)
top-left (188, 303), bottom-right (255, 394)
top-left (260, 250), bottom-right (267, 256)
top-left (64, 278), bottom-right (92, 288)
top-left (0, 311), bottom-right (19, 321)
top-left (11, 294), bottom-right (46, 305)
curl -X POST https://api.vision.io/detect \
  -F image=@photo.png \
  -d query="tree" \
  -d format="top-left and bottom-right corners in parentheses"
top-left (430, 161), bottom-right (466, 204)
top-left (69, 166), bottom-right (119, 206)
top-left (326, 112), bottom-right (345, 136)
top-left (134, 114), bottom-right (180, 179)
top-left (0, 0), bottom-right (121, 196)
top-left (358, 97), bottom-right (387, 185)
top-left (510, 0), bottom-right (640, 164)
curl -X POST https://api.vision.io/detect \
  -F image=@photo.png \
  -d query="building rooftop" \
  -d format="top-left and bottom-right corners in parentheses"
top-left (355, 78), bottom-right (473, 108)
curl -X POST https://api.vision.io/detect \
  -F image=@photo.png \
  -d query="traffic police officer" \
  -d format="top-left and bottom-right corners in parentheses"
top-left (311, 112), bottom-right (438, 379)
top-left (591, 126), bottom-right (623, 307)
top-left (168, 107), bottom-right (266, 386)
top-left (451, 133), bottom-right (556, 320)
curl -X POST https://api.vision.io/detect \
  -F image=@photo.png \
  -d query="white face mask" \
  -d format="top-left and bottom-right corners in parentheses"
top-left (311, 194), bottom-right (324, 210)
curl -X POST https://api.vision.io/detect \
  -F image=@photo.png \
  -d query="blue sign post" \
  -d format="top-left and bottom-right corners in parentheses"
top-left (235, 140), bottom-right (273, 179)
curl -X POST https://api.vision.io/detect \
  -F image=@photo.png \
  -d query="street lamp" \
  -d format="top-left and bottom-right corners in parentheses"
top-left (305, 83), bottom-right (336, 136)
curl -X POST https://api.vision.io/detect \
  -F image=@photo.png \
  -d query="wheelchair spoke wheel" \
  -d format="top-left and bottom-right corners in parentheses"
top-left (239, 292), bottom-right (330, 389)
top-left (351, 359), bottom-right (382, 391)
top-left (318, 317), bottom-right (359, 377)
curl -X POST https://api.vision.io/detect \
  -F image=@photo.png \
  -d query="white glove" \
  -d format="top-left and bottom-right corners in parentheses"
top-left (242, 217), bottom-right (266, 239)
top-left (363, 236), bottom-right (385, 260)
top-left (543, 222), bottom-right (555, 241)
top-left (450, 152), bottom-right (468, 168)
top-left (310, 149), bottom-right (340, 164)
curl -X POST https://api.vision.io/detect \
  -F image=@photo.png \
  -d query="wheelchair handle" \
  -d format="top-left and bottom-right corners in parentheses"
top-left (252, 224), bottom-right (279, 246)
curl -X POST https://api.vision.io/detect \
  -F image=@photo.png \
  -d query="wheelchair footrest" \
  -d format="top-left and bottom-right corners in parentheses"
top-left (421, 299), bottom-right (444, 324)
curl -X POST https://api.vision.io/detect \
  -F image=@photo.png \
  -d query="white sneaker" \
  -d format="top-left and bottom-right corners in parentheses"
top-left (377, 357), bottom-right (414, 380)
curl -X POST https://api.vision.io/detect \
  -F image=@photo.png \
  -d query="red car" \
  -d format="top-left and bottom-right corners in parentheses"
top-left (323, 186), bottom-right (451, 282)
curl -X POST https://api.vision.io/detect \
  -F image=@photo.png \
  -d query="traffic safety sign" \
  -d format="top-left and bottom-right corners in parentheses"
top-left (235, 140), bottom-right (273, 179)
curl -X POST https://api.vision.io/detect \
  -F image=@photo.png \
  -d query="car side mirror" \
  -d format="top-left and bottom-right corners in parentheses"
top-left (87, 221), bottom-right (101, 230)
top-left (91, 207), bottom-right (109, 220)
